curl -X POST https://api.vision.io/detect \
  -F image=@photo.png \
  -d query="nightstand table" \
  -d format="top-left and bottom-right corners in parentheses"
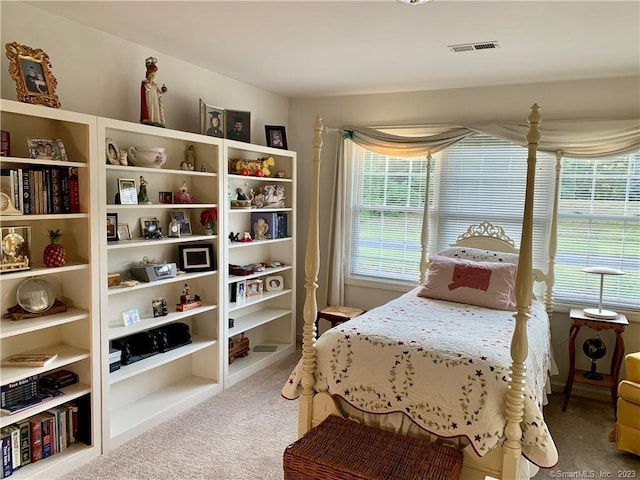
top-left (562, 308), bottom-right (628, 413)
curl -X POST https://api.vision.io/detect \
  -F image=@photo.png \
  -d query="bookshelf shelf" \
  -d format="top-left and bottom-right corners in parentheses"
top-left (0, 99), bottom-right (101, 476)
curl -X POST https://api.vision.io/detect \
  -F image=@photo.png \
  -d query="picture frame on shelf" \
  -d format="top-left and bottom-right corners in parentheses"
top-left (178, 244), bottom-right (215, 272)
top-left (246, 278), bottom-right (264, 297)
top-left (225, 109), bottom-right (251, 143)
top-left (140, 216), bottom-right (162, 239)
top-left (117, 223), bottom-right (131, 240)
top-left (170, 209), bottom-right (192, 236)
top-left (265, 125), bottom-right (288, 149)
top-left (27, 137), bottom-right (67, 161)
top-left (106, 137), bottom-right (119, 165)
top-left (265, 275), bottom-right (284, 292)
top-left (5, 41), bottom-right (61, 108)
top-left (199, 99), bottom-right (225, 138)
top-left (107, 212), bottom-right (118, 241)
top-left (122, 308), bottom-right (140, 326)
top-left (235, 280), bottom-right (246, 303)
top-left (118, 177), bottom-right (138, 205)
top-left (158, 191), bottom-right (173, 204)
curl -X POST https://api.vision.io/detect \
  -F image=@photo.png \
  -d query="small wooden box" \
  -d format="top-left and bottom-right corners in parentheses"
top-left (107, 273), bottom-right (121, 287)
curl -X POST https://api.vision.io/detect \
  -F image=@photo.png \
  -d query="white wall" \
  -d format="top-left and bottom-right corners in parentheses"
top-left (0, 2), bottom-right (289, 138)
top-left (289, 76), bottom-right (640, 398)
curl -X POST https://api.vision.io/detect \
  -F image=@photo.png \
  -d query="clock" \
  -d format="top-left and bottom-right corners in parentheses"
top-left (1, 226), bottom-right (31, 272)
top-left (0, 191), bottom-right (21, 215)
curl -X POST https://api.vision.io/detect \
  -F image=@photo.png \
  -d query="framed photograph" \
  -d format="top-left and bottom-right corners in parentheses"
top-left (235, 280), bottom-right (246, 302)
top-left (265, 125), bottom-right (288, 150)
top-left (122, 308), bottom-right (140, 327)
top-left (265, 275), bottom-right (284, 292)
top-left (106, 137), bottom-right (119, 165)
top-left (5, 41), bottom-right (61, 108)
top-left (140, 217), bottom-right (162, 239)
top-left (170, 210), bottom-right (192, 236)
top-left (246, 279), bottom-right (264, 297)
top-left (106, 213), bottom-right (118, 241)
top-left (117, 223), bottom-right (131, 240)
top-left (27, 137), bottom-right (67, 161)
top-left (158, 191), bottom-right (173, 204)
top-left (118, 178), bottom-right (138, 205)
top-left (178, 244), bottom-right (215, 272)
top-left (199, 99), bottom-right (225, 138)
top-left (152, 297), bottom-right (168, 317)
top-left (225, 110), bottom-right (251, 143)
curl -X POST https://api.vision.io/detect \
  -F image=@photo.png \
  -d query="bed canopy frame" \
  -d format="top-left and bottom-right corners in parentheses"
top-left (299, 104), bottom-right (558, 479)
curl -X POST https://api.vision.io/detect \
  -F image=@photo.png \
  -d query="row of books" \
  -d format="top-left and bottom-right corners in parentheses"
top-left (1, 402), bottom-right (80, 477)
top-left (0, 167), bottom-right (80, 215)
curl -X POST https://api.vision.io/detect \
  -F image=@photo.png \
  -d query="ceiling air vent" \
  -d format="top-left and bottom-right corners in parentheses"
top-left (448, 41), bottom-right (500, 53)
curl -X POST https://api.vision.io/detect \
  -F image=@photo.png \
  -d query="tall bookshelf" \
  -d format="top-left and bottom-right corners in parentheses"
top-left (97, 118), bottom-right (224, 450)
top-left (0, 99), bottom-right (101, 478)
top-left (223, 140), bottom-right (296, 387)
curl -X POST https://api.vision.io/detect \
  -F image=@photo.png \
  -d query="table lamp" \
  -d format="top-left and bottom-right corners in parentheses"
top-left (582, 266), bottom-right (625, 319)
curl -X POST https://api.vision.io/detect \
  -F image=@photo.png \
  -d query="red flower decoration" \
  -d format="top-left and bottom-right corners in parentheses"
top-left (200, 208), bottom-right (218, 229)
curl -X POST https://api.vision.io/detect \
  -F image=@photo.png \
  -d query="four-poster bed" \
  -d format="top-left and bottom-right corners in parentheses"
top-left (283, 104), bottom-right (559, 479)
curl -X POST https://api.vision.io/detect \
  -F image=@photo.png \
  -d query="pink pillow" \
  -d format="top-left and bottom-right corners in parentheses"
top-left (418, 255), bottom-right (516, 310)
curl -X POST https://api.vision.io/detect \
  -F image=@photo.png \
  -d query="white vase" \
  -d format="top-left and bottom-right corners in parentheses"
top-left (205, 227), bottom-right (214, 235)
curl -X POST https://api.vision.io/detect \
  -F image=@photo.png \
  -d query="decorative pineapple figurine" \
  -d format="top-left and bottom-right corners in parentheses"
top-left (43, 229), bottom-right (67, 267)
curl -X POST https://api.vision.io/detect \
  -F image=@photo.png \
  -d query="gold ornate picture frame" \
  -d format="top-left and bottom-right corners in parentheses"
top-left (5, 41), bottom-right (61, 108)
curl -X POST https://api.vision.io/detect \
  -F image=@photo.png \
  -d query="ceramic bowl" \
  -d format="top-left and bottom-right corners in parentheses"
top-left (127, 146), bottom-right (167, 168)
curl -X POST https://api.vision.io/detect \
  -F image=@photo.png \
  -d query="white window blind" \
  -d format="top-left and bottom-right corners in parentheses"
top-left (555, 152), bottom-right (639, 309)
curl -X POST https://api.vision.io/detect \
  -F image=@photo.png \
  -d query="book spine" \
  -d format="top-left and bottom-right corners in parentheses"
top-left (10, 170), bottom-right (20, 213)
top-left (0, 427), bottom-right (20, 472)
top-left (16, 168), bottom-right (23, 213)
top-left (60, 167), bottom-right (70, 213)
top-left (51, 167), bottom-right (62, 214)
top-left (40, 414), bottom-right (53, 459)
top-left (68, 167), bottom-right (80, 213)
top-left (17, 421), bottom-right (30, 467)
top-left (28, 416), bottom-right (43, 463)
top-left (21, 169), bottom-right (30, 215)
top-left (0, 433), bottom-right (11, 478)
top-left (43, 168), bottom-right (53, 214)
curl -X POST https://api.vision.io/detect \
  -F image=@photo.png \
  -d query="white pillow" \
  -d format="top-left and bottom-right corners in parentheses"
top-left (417, 255), bottom-right (517, 310)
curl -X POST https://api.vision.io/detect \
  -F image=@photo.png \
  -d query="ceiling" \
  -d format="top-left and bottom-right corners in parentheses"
top-left (26, 0), bottom-right (640, 98)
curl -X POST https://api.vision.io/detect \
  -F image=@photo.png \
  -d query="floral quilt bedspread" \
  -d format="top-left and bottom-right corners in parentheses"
top-left (282, 288), bottom-right (558, 468)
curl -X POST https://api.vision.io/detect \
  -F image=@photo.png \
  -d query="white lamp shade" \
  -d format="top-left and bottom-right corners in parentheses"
top-left (582, 266), bottom-right (625, 319)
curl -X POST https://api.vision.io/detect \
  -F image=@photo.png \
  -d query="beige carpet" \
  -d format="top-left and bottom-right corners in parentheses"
top-left (63, 353), bottom-right (638, 480)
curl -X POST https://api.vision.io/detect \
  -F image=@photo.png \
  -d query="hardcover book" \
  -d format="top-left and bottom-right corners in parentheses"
top-left (1, 354), bottom-right (57, 368)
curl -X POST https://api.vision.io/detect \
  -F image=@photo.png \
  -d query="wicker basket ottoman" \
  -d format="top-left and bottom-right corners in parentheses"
top-left (283, 415), bottom-right (463, 480)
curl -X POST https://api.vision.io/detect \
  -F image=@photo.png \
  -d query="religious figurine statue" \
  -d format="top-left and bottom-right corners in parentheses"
top-left (138, 176), bottom-right (151, 204)
top-left (140, 57), bottom-right (168, 128)
top-left (181, 145), bottom-right (196, 171)
top-left (253, 217), bottom-right (269, 240)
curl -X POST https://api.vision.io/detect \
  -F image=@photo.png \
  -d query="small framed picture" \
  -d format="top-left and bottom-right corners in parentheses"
top-left (235, 280), bottom-right (246, 302)
top-left (246, 279), bottom-right (264, 297)
top-left (107, 212), bottom-right (118, 241)
top-left (178, 244), bottom-right (215, 272)
top-left (170, 210), bottom-right (192, 236)
top-left (27, 137), bottom-right (68, 161)
top-left (199, 99), bottom-right (225, 138)
top-left (5, 41), bottom-right (61, 108)
top-left (117, 223), bottom-right (131, 240)
top-left (140, 216), bottom-right (162, 239)
top-left (225, 110), bottom-right (251, 143)
top-left (158, 191), bottom-right (173, 204)
top-left (152, 297), bottom-right (168, 317)
top-left (106, 137), bottom-right (119, 165)
top-left (122, 308), bottom-right (140, 326)
top-left (265, 126), bottom-right (288, 150)
top-left (265, 275), bottom-right (284, 292)
top-left (118, 178), bottom-right (138, 205)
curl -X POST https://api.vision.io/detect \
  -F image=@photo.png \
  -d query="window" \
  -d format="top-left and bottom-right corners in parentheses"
top-left (556, 152), bottom-right (639, 310)
top-left (346, 135), bottom-right (639, 312)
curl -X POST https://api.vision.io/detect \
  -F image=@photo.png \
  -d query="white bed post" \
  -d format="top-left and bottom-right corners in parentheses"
top-left (419, 153), bottom-right (432, 284)
top-left (502, 104), bottom-right (541, 479)
top-left (298, 115), bottom-right (323, 437)
top-left (544, 151), bottom-right (562, 314)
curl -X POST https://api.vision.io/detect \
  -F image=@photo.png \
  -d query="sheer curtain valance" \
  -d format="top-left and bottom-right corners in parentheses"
top-left (344, 118), bottom-right (640, 158)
